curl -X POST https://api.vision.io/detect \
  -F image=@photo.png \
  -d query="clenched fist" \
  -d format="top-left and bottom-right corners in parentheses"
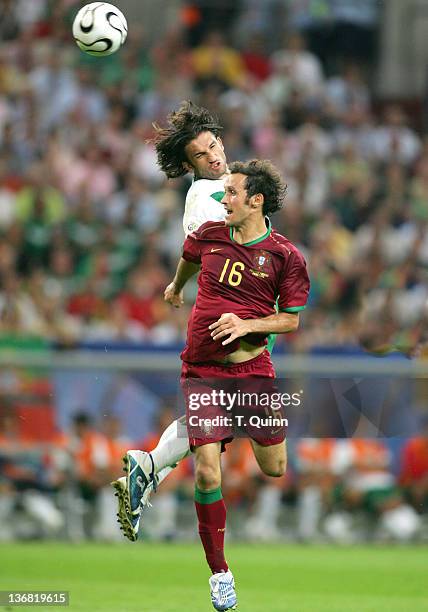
top-left (164, 282), bottom-right (184, 308)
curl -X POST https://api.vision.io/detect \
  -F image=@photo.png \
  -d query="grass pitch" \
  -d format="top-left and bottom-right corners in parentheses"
top-left (1, 542), bottom-right (427, 611)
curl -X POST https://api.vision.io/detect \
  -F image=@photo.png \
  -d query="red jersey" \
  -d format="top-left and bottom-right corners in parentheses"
top-left (181, 220), bottom-right (310, 363)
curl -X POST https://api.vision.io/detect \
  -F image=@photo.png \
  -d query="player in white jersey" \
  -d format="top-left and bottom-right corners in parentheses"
top-left (154, 101), bottom-right (230, 237)
top-left (183, 175), bottom-right (226, 236)
top-left (112, 102), bottom-right (232, 547)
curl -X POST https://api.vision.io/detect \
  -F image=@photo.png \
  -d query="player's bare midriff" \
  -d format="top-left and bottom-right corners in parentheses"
top-left (212, 339), bottom-right (265, 365)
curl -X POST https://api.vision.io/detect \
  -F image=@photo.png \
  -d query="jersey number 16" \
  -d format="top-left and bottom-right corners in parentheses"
top-left (218, 258), bottom-right (245, 287)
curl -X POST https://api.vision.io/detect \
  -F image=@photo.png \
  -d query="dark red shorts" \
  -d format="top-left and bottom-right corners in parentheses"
top-left (181, 351), bottom-right (286, 449)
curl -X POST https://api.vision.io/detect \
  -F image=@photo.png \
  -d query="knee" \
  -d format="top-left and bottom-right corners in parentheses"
top-left (261, 457), bottom-right (287, 478)
top-left (195, 463), bottom-right (221, 491)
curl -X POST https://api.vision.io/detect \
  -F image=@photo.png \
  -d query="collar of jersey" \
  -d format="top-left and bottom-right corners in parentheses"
top-left (229, 217), bottom-right (271, 246)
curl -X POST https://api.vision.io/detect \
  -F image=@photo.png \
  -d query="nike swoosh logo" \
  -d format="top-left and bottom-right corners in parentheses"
top-left (210, 248), bottom-right (223, 253)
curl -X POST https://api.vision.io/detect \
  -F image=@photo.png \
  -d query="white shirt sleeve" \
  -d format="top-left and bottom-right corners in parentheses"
top-left (183, 179), bottom-right (226, 236)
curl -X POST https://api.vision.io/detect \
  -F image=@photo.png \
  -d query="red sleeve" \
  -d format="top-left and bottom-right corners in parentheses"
top-left (182, 232), bottom-right (202, 264)
top-left (277, 249), bottom-right (310, 313)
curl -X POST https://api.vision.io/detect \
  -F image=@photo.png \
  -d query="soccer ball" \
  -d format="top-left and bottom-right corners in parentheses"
top-left (72, 2), bottom-right (128, 57)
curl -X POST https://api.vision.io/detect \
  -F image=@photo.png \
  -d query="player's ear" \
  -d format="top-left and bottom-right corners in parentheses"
top-left (217, 137), bottom-right (224, 151)
top-left (250, 193), bottom-right (264, 210)
top-left (182, 161), bottom-right (193, 173)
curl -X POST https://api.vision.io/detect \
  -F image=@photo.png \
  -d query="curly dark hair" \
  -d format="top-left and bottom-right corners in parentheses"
top-left (228, 159), bottom-right (287, 216)
top-left (152, 101), bottom-right (223, 178)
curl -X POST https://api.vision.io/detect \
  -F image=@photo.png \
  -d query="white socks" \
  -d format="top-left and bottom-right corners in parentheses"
top-left (155, 466), bottom-right (174, 488)
top-left (150, 417), bottom-right (191, 474)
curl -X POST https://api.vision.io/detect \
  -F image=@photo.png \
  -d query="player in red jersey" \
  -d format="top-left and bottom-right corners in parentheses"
top-left (112, 158), bottom-right (309, 608)
top-left (164, 159), bottom-right (309, 610)
top-left (111, 104), bottom-right (276, 542)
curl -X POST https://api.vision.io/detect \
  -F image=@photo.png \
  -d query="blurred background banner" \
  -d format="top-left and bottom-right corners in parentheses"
top-left (1, 357), bottom-right (427, 543)
top-left (0, 0), bottom-right (427, 545)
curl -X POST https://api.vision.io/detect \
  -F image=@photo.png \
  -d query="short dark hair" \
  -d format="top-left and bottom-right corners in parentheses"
top-left (228, 159), bottom-right (287, 216)
top-left (152, 101), bottom-right (223, 178)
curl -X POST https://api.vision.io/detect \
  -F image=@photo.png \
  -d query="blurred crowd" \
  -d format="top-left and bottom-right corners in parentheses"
top-left (1, 402), bottom-right (427, 542)
top-left (0, 0), bottom-right (427, 353)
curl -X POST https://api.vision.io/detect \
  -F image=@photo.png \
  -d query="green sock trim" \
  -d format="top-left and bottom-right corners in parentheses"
top-left (194, 486), bottom-right (223, 504)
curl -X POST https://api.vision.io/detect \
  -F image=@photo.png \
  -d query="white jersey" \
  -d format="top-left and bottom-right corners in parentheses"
top-left (183, 177), bottom-right (226, 236)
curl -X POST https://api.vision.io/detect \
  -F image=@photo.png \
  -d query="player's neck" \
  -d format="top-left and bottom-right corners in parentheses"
top-left (231, 217), bottom-right (268, 245)
top-left (194, 169), bottom-right (229, 181)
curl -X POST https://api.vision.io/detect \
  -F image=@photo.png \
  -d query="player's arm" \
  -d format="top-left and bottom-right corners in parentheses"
top-left (164, 257), bottom-right (200, 308)
top-left (209, 312), bottom-right (299, 345)
top-left (165, 228), bottom-right (202, 307)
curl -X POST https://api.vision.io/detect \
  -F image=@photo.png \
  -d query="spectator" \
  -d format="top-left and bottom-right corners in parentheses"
top-left (116, 268), bottom-right (169, 331)
top-left (400, 422), bottom-right (428, 513)
top-left (271, 32), bottom-right (324, 100)
top-left (191, 30), bottom-right (247, 89)
top-left (325, 63), bottom-right (370, 120)
top-left (373, 105), bottom-right (422, 166)
top-left (67, 411), bottom-right (111, 538)
top-left (240, 33), bottom-right (272, 83)
top-left (295, 439), bottom-right (339, 540)
top-left (325, 439), bottom-right (421, 542)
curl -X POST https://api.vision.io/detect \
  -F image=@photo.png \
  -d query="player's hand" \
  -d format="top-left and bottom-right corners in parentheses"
top-left (209, 313), bottom-right (250, 345)
top-left (164, 282), bottom-right (184, 308)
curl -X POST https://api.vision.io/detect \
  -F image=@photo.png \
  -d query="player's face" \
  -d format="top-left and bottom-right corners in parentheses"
top-left (184, 131), bottom-right (227, 179)
top-left (222, 173), bottom-right (256, 227)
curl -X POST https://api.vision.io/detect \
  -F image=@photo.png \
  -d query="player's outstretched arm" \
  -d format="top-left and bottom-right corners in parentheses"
top-left (210, 312), bottom-right (299, 346)
top-left (164, 257), bottom-right (200, 308)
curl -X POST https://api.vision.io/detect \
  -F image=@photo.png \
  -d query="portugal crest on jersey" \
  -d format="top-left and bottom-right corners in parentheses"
top-left (250, 250), bottom-right (271, 278)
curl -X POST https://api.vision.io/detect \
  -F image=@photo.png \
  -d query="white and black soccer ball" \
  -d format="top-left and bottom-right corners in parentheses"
top-left (72, 2), bottom-right (128, 57)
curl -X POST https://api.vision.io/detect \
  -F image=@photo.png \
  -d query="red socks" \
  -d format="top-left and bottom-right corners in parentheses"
top-left (195, 486), bottom-right (228, 574)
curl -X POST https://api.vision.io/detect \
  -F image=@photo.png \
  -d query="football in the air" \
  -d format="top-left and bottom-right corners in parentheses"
top-left (72, 2), bottom-right (128, 56)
